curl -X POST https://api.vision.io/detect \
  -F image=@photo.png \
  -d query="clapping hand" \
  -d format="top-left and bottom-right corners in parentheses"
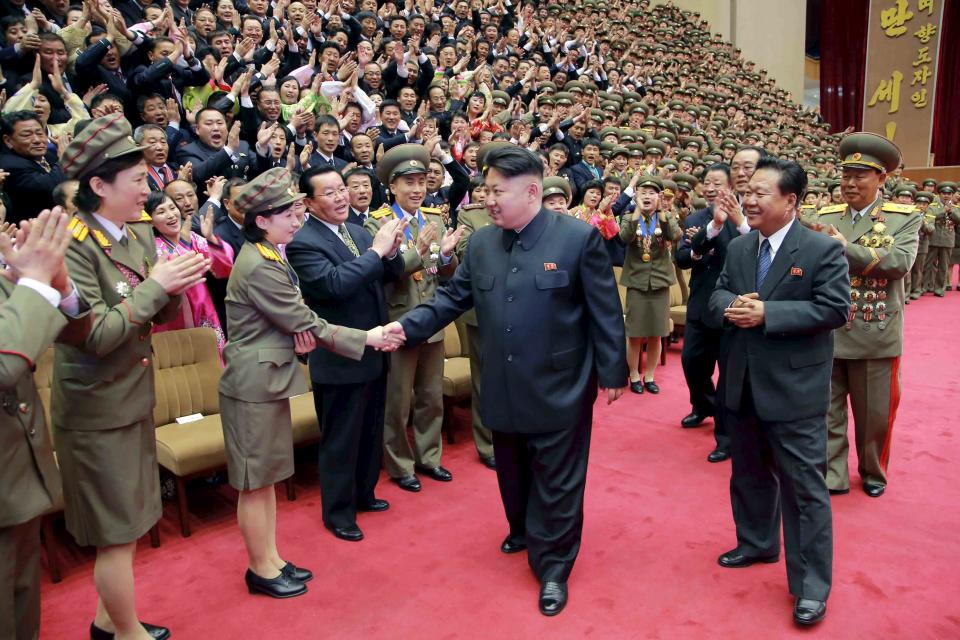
top-left (416, 221), bottom-right (438, 256)
top-left (724, 293), bottom-right (764, 328)
top-left (715, 189), bottom-right (743, 226)
top-left (685, 225), bottom-right (700, 241)
top-left (0, 208), bottom-right (73, 295)
top-left (439, 226), bottom-right (464, 257)
top-left (371, 217), bottom-right (407, 258)
top-left (825, 224), bottom-right (847, 249)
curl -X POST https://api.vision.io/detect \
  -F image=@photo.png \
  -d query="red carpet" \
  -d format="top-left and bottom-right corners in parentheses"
top-left (40, 291), bottom-right (960, 639)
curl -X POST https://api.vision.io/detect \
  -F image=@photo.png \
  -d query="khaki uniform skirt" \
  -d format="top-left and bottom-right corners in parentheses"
top-left (54, 418), bottom-right (161, 548)
top-left (220, 396), bottom-right (294, 491)
top-left (625, 287), bottom-right (671, 338)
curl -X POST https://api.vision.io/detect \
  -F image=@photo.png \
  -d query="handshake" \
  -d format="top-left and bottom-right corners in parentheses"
top-left (291, 322), bottom-right (410, 355)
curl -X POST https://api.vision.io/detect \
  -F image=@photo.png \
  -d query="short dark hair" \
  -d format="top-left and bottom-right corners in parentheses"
top-left (705, 162), bottom-right (732, 185)
top-left (755, 157), bottom-right (807, 201)
top-left (315, 114), bottom-right (340, 131)
top-left (89, 93), bottom-right (123, 110)
top-left (51, 180), bottom-right (76, 208)
top-left (242, 202), bottom-right (297, 242)
top-left (2, 110), bottom-right (42, 136)
top-left (379, 99), bottom-right (401, 113)
top-left (734, 145), bottom-right (768, 162)
top-left (299, 165), bottom-right (342, 197)
top-left (75, 153), bottom-right (146, 212)
top-left (581, 137), bottom-right (601, 151)
top-left (343, 166), bottom-right (375, 188)
top-left (483, 146), bottom-right (543, 180)
top-left (137, 93), bottom-right (166, 114)
top-left (144, 191), bottom-right (174, 216)
top-left (581, 179), bottom-right (603, 196)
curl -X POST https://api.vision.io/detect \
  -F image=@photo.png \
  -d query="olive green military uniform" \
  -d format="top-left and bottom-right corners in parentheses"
top-left (923, 192), bottom-right (960, 295)
top-left (910, 194), bottom-right (936, 299)
top-left (619, 176), bottom-right (682, 337)
top-left (454, 202), bottom-right (495, 462)
top-left (0, 278), bottom-right (87, 640)
top-left (821, 133), bottom-right (920, 494)
top-left (365, 145), bottom-right (458, 480)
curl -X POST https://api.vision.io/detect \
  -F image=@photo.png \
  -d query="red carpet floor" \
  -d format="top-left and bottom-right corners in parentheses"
top-left (40, 290), bottom-right (960, 639)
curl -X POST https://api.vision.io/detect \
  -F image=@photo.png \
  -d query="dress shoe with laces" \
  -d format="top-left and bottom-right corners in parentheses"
top-left (863, 482), bottom-right (885, 497)
top-left (415, 464), bottom-right (453, 482)
top-left (328, 524), bottom-right (364, 541)
top-left (90, 622), bottom-right (171, 640)
top-left (707, 449), bottom-right (730, 463)
top-left (393, 475), bottom-right (421, 492)
top-left (681, 411), bottom-right (710, 428)
top-left (644, 380), bottom-right (660, 394)
top-left (629, 380), bottom-right (644, 394)
top-left (281, 562), bottom-right (313, 583)
top-left (481, 456), bottom-right (496, 470)
top-left (358, 498), bottom-right (390, 512)
top-left (793, 598), bottom-right (827, 626)
top-left (244, 569), bottom-right (307, 598)
top-left (500, 535), bottom-right (527, 554)
top-left (717, 548), bottom-right (779, 568)
top-left (538, 581), bottom-right (568, 616)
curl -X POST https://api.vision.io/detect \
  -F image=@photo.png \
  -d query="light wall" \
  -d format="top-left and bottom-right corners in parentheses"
top-left (650, 0), bottom-right (807, 102)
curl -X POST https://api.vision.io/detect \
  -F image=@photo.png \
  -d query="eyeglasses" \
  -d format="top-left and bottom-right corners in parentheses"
top-left (314, 187), bottom-right (350, 199)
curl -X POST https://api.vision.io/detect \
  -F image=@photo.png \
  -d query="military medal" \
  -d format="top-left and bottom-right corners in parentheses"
top-left (429, 241), bottom-right (440, 262)
top-left (636, 212), bottom-right (658, 262)
top-left (115, 281), bottom-right (132, 298)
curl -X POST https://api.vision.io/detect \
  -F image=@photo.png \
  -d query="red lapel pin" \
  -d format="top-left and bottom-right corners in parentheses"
top-left (791, 267), bottom-right (803, 277)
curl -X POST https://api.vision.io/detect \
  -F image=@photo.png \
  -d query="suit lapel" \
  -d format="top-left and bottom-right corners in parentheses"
top-left (759, 222), bottom-right (801, 299)
top-left (311, 218), bottom-right (355, 262)
top-left (744, 232), bottom-right (758, 293)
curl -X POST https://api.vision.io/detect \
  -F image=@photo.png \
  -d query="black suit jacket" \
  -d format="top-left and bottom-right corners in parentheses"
top-left (286, 217), bottom-right (404, 385)
top-left (676, 206), bottom-right (739, 327)
top-left (399, 209), bottom-right (628, 434)
top-left (0, 151), bottom-right (65, 224)
top-left (708, 221), bottom-right (849, 422)
top-left (176, 139), bottom-right (255, 187)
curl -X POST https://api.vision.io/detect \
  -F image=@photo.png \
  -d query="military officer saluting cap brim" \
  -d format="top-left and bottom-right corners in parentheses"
top-left (53, 113), bottom-right (211, 640)
top-left (365, 144), bottom-right (464, 491)
top-left (218, 168), bottom-right (401, 596)
top-left (813, 133), bottom-right (921, 498)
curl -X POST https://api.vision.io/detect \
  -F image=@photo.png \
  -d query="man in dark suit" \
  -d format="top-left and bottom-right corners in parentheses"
top-left (287, 167), bottom-right (406, 542)
top-left (0, 111), bottom-right (65, 224)
top-left (708, 157), bottom-right (849, 627)
top-left (675, 163), bottom-right (743, 462)
top-left (177, 108), bottom-right (255, 188)
top-left (384, 147), bottom-right (628, 617)
top-left (307, 116), bottom-right (350, 172)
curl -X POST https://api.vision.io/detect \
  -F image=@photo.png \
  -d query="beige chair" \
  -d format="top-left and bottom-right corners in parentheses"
top-left (441, 321), bottom-right (472, 443)
top-left (287, 363), bottom-right (320, 500)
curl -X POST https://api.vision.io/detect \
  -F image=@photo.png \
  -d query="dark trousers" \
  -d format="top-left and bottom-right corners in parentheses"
top-left (0, 517), bottom-right (41, 640)
top-left (681, 317), bottom-right (729, 451)
top-left (313, 377), bottom-right (386, 529)
top-left (727, 382), bottom-right (833, 601)
top-left (492, 399), bottom-right (593, 584)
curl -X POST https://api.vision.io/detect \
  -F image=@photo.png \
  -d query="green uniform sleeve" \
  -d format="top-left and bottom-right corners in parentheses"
top-left (0, 286), bottom-right (67, 388)
top-left (846, 213), bottom-right (921, 280)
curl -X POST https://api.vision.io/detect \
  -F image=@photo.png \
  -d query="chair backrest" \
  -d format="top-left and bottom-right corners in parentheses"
top-left (612, 266), bottom-right (627, 310)
top-left (33, 348), bottom-right (55, 439)
top-left (669, 282), bottom-right (683, 307)
top-left (443, 323), bottom-right (462, 358)
top-left (151, 328), bottom-right (223, 427)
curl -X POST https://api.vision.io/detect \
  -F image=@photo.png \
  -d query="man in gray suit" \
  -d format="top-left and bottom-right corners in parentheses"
top-left (709, 157), bottom-right (850, 627)
top-left (384, 147), bottom-right (628, 617)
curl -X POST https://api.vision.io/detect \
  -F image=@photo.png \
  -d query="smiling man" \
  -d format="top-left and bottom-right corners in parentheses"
top-left (384, 146), bottom-right (627, 617)
top-left (0, 111), bottom-right (65, 224)
top-left (709, 157), bottom-right (849, 627)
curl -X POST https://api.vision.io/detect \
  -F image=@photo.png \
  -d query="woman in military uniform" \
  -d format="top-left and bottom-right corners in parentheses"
top-left (618, 175), bottom-right (681, 394)
top-left (53, 114), bottom-right (212, 640)
top-left (219, 168), bottom-right (400, 599)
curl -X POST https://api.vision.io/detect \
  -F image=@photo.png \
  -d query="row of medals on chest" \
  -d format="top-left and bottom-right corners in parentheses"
top-left (635, 215), bottom-right (664, 262)
top-left (399, 237), bottom-right (441, 282)
top-left (848, 220), bottom-right (893, 331)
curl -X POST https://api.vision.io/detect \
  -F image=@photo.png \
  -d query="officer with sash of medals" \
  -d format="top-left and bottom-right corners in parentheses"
top-left (53, 113), bottom-right (211, 640)
top-left (365, 144), bottom-right (464, 492)
top-left (218, 168), bottom-right (400, 599)
top-left (619, 175), bottom-right (681, 395)
top-left (812, 133), bottom-right (921, 498)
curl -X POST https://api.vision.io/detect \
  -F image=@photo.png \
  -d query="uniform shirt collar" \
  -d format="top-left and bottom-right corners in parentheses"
top-left (92, 213), bottom-right (128, 242)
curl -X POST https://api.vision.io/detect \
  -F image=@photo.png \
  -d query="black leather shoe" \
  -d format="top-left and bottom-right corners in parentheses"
top-left (828, 487), bottom-right (850, 495)
top-left (681, 411), bottom-right (710, 428)
top-left (707, 449), bottom-right (730, 463)
top-left (538, 581), bottom-right (568, 616)
top-left (281, 562), bottom-right (313, 583)
top-left (244, 569), bottom-right (307, 598)
top-left (480, 456), bottom-right (496, 470)
top-left (793, 598), bottom-right (827, 626)
top-left (644, 381), bottom-right (660, 394)
top-left (328, 524), bottom-right (364, 541)
top-left (393, 475), bottom-right (421, 492)
top-left (935, 291), bottom-right (945, 297)
top-left (90, 622), bottom-right (171, 640)
top-left (358, 498), bottom-right (390, 512)
top-left (629, 380), bottom-right (644, 394)
top-left (500, 536), bottom-right (527, 554)
top-left (415, 464), bottom-right (453, 482)
top-left (717, 548), bottom-right (779, 568)
top-left (863, 482), bottom-right (885, 497)
top-left (904, 298), bottom-right (910, 305)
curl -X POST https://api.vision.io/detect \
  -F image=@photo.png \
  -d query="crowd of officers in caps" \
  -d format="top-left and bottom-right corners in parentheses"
top-left (2, 0), bottom-right (959, 635)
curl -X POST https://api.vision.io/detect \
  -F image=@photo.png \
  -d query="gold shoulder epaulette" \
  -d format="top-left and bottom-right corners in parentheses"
top-left (255, 242), bottom-right (284, 263)
top-left (460, 203), bottom-right (486, 211)
top-left (818, 204), bottom-right (848, 215)
top-left (421, 206), bottom-right (442, 214)
top-left (370, 207), bottom-right (393, 220)
top-left (68, 216), bottom-right (89, 242)
top-left (800, 204), bottom-right (816, 210)
top-left (137, 211), bottom-right (152, 222)
top-left (881, 202), bottom-right (916, 214)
